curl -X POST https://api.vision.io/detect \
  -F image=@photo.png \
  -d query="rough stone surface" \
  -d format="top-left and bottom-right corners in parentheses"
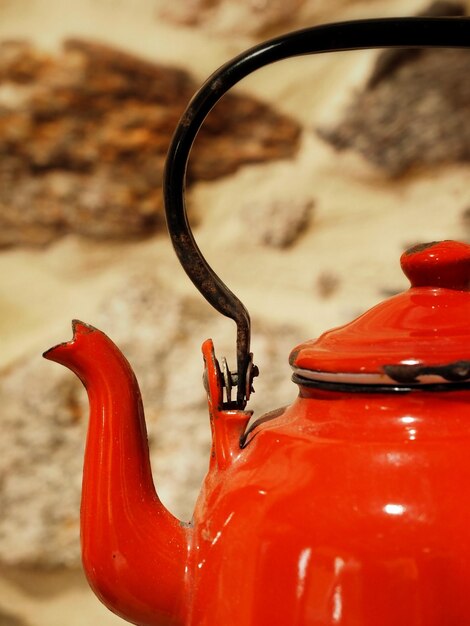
top-left (0, 39), bottom-right (301, 248)
top-left (156, 0), bottom-right (385, 36)
top-left (461, 206), bottom-right (470, 239)
top-left (315, 271), bottom-right (341, 299)
top-left (318, 3), bottom-right (470, 177)
top-left (240, 197), bottom-right (313, 248)
top-left (0, 608), bottom-right (30, 626)
top-left (158, 0), bottom-right (305, 35)
top-left (366, 1), bottom-right (467, 90)
top-left (0, 269), bottom-right (301, 567)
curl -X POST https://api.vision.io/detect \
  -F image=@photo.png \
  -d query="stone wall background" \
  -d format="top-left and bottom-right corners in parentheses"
top-left (0, 0), bottom-right (470, 624)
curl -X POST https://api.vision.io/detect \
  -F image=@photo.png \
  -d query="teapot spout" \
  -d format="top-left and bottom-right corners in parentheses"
top-left (44, 321), bottom-right (189, 626)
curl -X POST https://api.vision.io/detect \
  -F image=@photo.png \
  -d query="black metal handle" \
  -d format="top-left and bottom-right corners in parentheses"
top-left (163, 16), bottom-right (470, 408)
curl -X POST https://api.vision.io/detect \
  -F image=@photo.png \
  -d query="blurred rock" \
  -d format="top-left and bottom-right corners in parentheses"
top-left (240, 197), bottom-right (313, 248)
top-left (318, 2), bottom-right (470, 177)
top-left (0, 608), bottom-right (29, 626)
top-left (157, 0), bottom-right (388, 36)
top-left (0, 39), bottom-right (301, 248)
top-left (315, 271), bottom-right (340, 298)
top-left (0, 268), bottom-right (301, 567)
top-left (367, 1), bottom-right (466, 90)
top-left (158, 0), bottom-right (305, 35)
top-left (0, 358), bottom-right (86, 567)
top-left (461, 205), bottom-right (470, 239)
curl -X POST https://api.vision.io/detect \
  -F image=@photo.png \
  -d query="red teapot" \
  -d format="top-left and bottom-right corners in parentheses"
top-left (44, 17), bottom-right (470, 626)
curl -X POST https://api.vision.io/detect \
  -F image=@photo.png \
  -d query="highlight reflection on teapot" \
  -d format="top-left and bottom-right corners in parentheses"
top-left (44, 16), bottom-right (470, 626)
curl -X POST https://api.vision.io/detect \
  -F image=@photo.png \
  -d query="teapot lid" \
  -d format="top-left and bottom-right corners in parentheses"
top-left (291, 241), bottom-right (470, 386)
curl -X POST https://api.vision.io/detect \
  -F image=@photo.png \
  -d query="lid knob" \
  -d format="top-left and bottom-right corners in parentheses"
top-left (401, 240), bottom-right (470, 291)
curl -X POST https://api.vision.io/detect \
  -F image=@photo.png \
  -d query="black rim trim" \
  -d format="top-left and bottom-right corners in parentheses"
top-left (292, 373), bottom-right (470, 393)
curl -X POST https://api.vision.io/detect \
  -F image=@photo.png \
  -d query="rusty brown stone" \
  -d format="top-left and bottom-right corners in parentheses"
top-left (0, 39), bottom-right (301, 248)
top-left (0, 607), bottom-right (30, 626)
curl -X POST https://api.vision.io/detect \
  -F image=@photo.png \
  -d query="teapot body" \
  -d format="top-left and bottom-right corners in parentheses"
top-left (189, 387), bottom-right (470, 626)
top-left (43, 14), bottom-right (470, 624)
